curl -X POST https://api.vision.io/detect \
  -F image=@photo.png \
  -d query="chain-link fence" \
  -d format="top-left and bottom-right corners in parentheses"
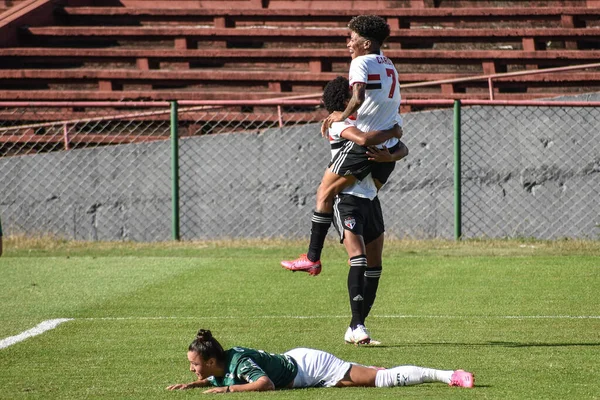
top-left (0, 103), bottom-right (173, 241)
top-left (0, 100), bottom-right (598, 241)
top-left (176, 102), bottom-right (328, 240)
top-left (461, 104), bottom-right (600, 239)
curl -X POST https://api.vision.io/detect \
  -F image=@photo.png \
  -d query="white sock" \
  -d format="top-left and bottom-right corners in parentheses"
top-left (375, 366), bottom-right (454, 387)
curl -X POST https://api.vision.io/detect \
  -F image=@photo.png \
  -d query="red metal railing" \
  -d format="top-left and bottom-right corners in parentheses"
top-left (2, 97), bottom-right (600, 144)
top-left (241, 61), bottom-right (600, 102)
top-left (402, 62), bottom-right (600, 100)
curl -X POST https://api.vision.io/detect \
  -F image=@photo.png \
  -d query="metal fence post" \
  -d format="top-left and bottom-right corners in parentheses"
top-left (170, 101), bottom-right (180, 241)
top-left (454, 99), bottom-right (462, 240)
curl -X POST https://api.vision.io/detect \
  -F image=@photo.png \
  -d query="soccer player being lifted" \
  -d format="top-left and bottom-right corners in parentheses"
top-left (282, 15), bottom-right (402, 275)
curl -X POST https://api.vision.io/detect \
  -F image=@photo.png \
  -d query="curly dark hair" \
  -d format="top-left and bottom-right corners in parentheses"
top-left (322, 76), bottom-right (351, 113)
top-left (348, 15), bottom-right (390, 46)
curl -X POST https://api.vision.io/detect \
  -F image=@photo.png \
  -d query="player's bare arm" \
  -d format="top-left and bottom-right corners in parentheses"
top-left (166, 378), bottom-right (211, 390)
top-left (340, 124), bottom-right (403, 147)
top-left (313, 128), bottom-right (402, 212)
top-left (366, 141), bottom-right (409, 163)
top-left (321, 82), bottom-right (366, 136)
top-left (203, 376), bottom-right (275, 393)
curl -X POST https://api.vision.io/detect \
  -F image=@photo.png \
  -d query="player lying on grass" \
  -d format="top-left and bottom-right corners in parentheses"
top-left (166, 329), bottom-right (474, 393)
top-left (281, 75), bottom-right (405, 276)
top-left (281, 16), bottom-right (403, 274)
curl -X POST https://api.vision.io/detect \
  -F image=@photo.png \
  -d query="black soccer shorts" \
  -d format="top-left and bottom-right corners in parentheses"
top-left (328, 141), bottom-right (372, 180)
top-left (332, 194), bottom-right (385, 244)
top-left (329, 142), bottom-right (399, 185)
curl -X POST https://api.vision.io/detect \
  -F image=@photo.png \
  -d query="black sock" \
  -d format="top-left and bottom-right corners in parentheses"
top-left (363, 266), bottom-right (382, 321)
top-left (348, 255), bottom-right (367, 329)
top-left (306, 211), bottom-right (332, 262)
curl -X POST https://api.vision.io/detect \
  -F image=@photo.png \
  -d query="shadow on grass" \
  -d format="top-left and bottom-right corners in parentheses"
top-left (486, 341), bottom-right (600, 348)
top-left (376, 342), bottom-right (600, 348)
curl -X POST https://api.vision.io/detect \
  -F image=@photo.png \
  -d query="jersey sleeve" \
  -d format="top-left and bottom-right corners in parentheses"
top-left (234, 357), bottom-right (268, 383)
top-left (349, 57), bottom-right (368, 86)
top-left (328, 120), bottom-right (355, 141)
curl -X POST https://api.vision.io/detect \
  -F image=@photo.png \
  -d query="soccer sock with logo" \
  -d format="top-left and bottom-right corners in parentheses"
top-left (348, 255), bottom-right (367, 329)
top-left (306, 211), bottom-right (333, 262)
top-left (375, 366), bottom-right (454, 387)
top-left (363, 265), bottom-right (382, 320)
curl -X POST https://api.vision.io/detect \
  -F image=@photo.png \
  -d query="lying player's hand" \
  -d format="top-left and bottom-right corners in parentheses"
top-left (366, 146), bottom-right (393, 162)
top-left (321, 111), bottom-right (344, 136)
top-left (203, 386), bottom-right (229, 394)
top-left (166, 383), bottom-right (193, 390)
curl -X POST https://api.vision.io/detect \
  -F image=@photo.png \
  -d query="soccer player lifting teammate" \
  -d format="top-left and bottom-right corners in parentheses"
top-left (167, 329), bottom-right (474, 393)
top-left (289, 75), bottom-right (406, 345)
top-left (326, 76), bottom-right (406, 345)
top-left (281, 15), bottom-right (402, 274)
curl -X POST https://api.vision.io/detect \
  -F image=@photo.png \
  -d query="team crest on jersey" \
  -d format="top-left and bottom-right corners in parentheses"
top-left (344, 217), bottom-right (356, 229)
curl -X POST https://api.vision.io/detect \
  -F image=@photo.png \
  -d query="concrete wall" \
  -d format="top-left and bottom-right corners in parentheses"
top-left (1, 140), bottom-right (173, 241)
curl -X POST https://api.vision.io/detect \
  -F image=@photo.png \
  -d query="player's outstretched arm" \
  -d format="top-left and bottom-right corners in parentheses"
top-left (341, 124), bottom-right (402, 147)
top-left (203, 376), bottom-right (275, 393)
top-left (166, 378), bottom-right (211, 390)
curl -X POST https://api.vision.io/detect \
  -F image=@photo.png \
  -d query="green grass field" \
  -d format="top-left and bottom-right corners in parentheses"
top-left (1, 238), bottom-right (599, 399)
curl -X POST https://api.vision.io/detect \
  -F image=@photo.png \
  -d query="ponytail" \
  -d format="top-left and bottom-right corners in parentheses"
top-left (188, 329), bottom-right (226, 362)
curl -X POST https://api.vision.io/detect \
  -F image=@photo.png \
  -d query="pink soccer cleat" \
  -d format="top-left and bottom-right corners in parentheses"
top-left (449, 370), bottom-right (474, 388)
top-left (280, 254), bottom-right (322, 276)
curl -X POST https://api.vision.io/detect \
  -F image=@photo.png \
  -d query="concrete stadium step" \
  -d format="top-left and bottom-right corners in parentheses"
top-left (19, 26), bottom-right (600, 51)
top-left (55, 6), bottom-right (600, 29)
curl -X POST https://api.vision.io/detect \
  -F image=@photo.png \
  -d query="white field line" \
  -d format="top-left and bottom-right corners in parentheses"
top-left (78, 315), bottom-right (600, 321)
top-left (0, 318), bottom-right (73, 350)
top-left (3, 314), bottom-right (599, 350)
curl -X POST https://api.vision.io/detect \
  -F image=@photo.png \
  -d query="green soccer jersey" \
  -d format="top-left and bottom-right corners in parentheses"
top-left (207, 347), bottom-right (297, 388)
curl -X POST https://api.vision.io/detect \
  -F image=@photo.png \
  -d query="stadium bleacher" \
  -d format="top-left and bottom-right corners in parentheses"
top-left (0, 0), bottom-right (27, 14)
top-left (1, 0), bottom-right (600, 102)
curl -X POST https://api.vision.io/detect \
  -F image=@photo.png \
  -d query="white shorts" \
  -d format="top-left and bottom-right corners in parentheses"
top-left (284, 348), bottom-right (352, 388)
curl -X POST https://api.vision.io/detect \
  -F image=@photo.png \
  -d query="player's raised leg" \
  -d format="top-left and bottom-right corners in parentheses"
top-left (281, 170), bottom-right (356, 275)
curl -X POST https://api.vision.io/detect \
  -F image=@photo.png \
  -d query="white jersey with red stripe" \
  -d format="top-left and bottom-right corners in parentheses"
top-left (349, 52), bottom-right (401, 149)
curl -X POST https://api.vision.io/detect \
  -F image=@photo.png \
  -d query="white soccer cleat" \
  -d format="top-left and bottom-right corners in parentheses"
top-left (352, 325), bottom-right (370, 343)
top-left (344, 325), bottom-right (381, 345)
top-left (361, 325), bottom-right (381, 346)
top-left (344, 327), bottom-right (354, 344)
top-left (364, 337), bottom-right (382, 346)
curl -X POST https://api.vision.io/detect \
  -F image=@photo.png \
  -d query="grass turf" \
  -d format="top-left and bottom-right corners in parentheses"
top-left (0, 238), bottom-right (599, 399)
